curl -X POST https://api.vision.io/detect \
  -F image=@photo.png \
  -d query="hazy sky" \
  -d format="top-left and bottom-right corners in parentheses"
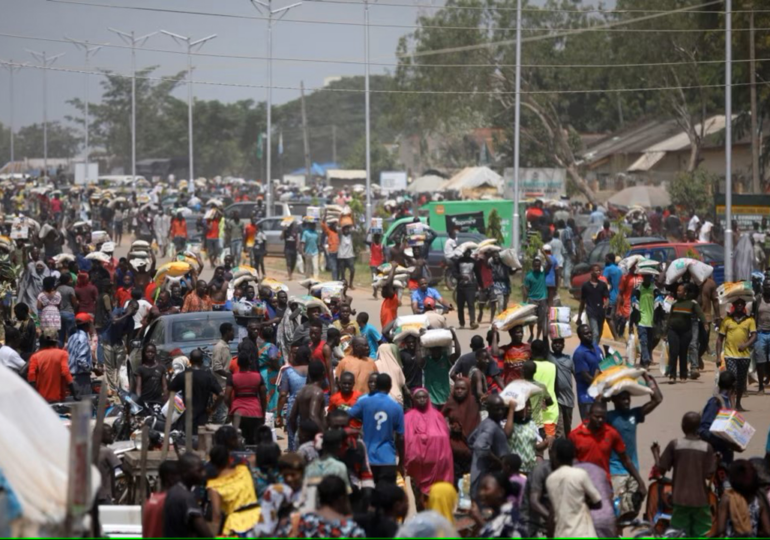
top-left (0, 0), bottom-right (436, 129)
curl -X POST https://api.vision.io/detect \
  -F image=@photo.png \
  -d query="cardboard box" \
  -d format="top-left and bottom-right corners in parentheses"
top-left (710, 409), bottom-right (755, 450)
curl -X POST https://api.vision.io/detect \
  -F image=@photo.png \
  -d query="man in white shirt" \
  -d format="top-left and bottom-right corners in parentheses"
top-left (688, 214), bottom-right (701, 233)
top-left (0, 327), bottom-right (25, 372)
top-left (125, 289), bottom-right (153, 332)
top-left (443, 228), bottom-right (458, 261)
top-left (698, 221), bottom-right (713, 243)
top-left (546, 438), bottom-right (603, 538)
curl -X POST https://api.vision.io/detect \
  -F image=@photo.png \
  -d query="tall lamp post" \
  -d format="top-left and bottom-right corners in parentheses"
top-left (108, 28), bottom-right (156, 186)
top-left (248, 0), bottom-right (302, 218)
top-left (161, 30), bottom-right (217, 195)
top-left (363, 0), bottom-right (376, 228)
top-left (65, 37), bottom-right (103, 182)
top-left (512, 0), bottom-right (522, 252)
top-left (724, 0), bottom-right (733, 281)
top-left (26, 50), bottom-right (65, 179)
top-left (0, 59), bottom-right (27, 166)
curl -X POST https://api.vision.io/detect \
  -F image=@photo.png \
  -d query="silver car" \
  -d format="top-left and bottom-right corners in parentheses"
top-left (257, 216), bottom-right (302, 256)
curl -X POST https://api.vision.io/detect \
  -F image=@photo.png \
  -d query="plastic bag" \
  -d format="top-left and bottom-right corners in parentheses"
top-left (420, 329), bottom-right (453, 348)
top-left (549, 307), bottom-right (571, 323)
top-left (161, 393), bottom-right (185, 423)
top-left (549, 322), bottom-right (572, 339)
top-left (626, 333), bottom-right (638, 365)
top-left (499, 379), bottom-right (544, 411)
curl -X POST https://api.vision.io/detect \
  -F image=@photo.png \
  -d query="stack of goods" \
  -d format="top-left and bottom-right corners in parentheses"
top-left (304, 206), bottom-right (321, 223)
top-left (372, 263), bottom-right (411, 290)
top-left (500, 379), bottom-right (544, 411)
top-left (309, 281), bottom-right (346, 301)
top-left (454, 241), bottom-right (479, 256)
top-left (709, 410), bottom-right (756, 451)
top-left (548, 306), bottom-right (572, 338)
top-left (392, 314), bottom-right (429, 342)
top-left (406, 222), bottom-right (427, 247)
top-left (619, 255), bottom-right (660, 276)
top-left (420, 328), bottom-right (454, 348)
top-left (475, 239), bottom-right (502, 256)
top-left (153, 261), bottom-right (192, 286)
top-left (717, 281), bottom-right (755, 317)
top-left (493, 304), bottom-right (538, 332)
top-left (261, 277), bottom-right (289, 294)
top-left (665, 258), bottom-right (714, 285)
top-left (588, 365), bottom-right (651, 399)
top-left (339, 209), bottom-right (354, 228)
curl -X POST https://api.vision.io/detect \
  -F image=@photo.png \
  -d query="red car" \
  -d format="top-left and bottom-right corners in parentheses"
top-left (569, 240), bottom-right (725, 298)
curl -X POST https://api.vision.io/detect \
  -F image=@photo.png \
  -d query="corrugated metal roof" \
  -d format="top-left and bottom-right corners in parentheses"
top-left (627, 151), bottom-right (666, 172)
top-left (581, 119), bottom-right (681, 166)
top-left (645, 115), bottom-right (731, 152)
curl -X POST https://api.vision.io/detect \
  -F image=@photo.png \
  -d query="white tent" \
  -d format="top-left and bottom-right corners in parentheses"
top-left (0, 363), bottom-right (101, 526)
top-left (406, 175), bottom-right (448, 193)
top-left (443, 166), bottom-right (503, 194)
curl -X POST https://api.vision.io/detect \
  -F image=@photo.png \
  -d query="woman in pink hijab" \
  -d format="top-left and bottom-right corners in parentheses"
top-left (404, 387), bottom-right (454, 495)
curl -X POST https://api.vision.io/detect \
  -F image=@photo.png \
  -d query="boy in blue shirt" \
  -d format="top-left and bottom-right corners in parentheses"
top-left (356, 311), bottom-right (383, 358)
top-left (349, 373), bottom-right (405, 484)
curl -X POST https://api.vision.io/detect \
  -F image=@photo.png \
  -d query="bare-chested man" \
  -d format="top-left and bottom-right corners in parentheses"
top-left (288, 360), bottom-right (326, 437)
top-left (209, 266), bottom-right (230, 310)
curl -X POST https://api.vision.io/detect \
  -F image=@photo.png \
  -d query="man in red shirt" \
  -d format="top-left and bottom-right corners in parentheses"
top-left (142, 461), bottom-right (180, 538)
top-left (328, 371), bottom-right (363, 429)
top-left (28, 334), bottom-right (77, 402)
top-left (205, 210), bottom-right (222, 268)
top-left (568, 402), bottom-right (647, 498)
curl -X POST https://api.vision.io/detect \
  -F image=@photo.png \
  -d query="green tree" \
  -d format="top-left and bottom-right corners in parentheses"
top-left (668, 169), bottom-right (716, 218)
top-left (343, 134), bottom-right (397, 185)
top-left (609, 217), bottom-right (631, 258)
top-left (487, 208), bottom-right (504, 244)
top-left (14, 122), bottom-right (81, 159)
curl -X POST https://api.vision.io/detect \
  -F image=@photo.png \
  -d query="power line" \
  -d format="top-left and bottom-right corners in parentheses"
top-left (303, 0), bottom-right (765, 15)
top-left (3, 30), bottom-right (768, 70)
top-left (45, 0), bottom-right (768, 33)
top-left (0, 58), bottom-right (756, 96)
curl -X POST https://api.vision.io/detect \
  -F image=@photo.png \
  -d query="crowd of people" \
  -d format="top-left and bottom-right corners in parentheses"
top-left (4, 178), bottom-right (770, 538)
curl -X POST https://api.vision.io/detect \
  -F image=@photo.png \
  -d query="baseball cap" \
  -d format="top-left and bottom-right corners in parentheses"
top-left (75, 312), bottom-right (94, 324)
top-left (543, 244), bottom-right (552, 252)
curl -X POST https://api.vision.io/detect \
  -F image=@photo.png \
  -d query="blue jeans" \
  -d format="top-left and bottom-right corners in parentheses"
top-left (327, 252), bottom-right (339, 280)
top-left (638, 326), bottom-right (653, 366)
top-left (756, 332), bottom-right (770, 364)
top-left (230, 239), bottom-right (243, 263)
top-left (59, 311), bottom-right (76, 347)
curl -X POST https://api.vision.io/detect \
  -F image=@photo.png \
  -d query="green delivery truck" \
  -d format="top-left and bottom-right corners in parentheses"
top-left (423, 200), bottom-right (524, 247)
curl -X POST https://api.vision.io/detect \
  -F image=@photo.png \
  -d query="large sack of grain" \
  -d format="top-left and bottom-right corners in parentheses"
top-left (420, 329), bottom-right (453, 348)
top-left (395, 314), bottom-right (429, 333)
top-left (500, 380), bottom-right (544, 411)
top-left (665, 258), bottom-right (713, 285)
top-left (588, 365), bottom-right (646, 398)
top-left (499, 249), bottom-right (522, 270)
top-left (717, 281), bottom-right (754, 305)
top-left (493, 304), bottom-right (538, 331)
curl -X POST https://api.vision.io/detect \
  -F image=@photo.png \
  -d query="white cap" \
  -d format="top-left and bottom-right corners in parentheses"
top-left (543, 244), bottom-right (552, 251)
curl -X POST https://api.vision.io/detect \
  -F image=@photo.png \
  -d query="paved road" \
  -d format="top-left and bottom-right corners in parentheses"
top-left (116, 240), bottom-right (770, 475)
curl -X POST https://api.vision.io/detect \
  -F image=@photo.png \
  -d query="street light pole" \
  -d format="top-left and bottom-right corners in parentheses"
top-left (512, 0), bottom-right (522, 252)
top-left (364, 0), bottom-right (374, 228)
top-left (724, 0), bottom-right (733, 281)
top-left (161, 30), bottom-right (217, 195)
top-left (109, 28), bottom-right (156, 186)
top-left (65, 37), bottom-right (103, 182)
top-left (249, 0), bottom-right (302, 218)
top-left (26, 50), bottom-right (64, 179)
top-left (0, 60), bottom-right (27, 166)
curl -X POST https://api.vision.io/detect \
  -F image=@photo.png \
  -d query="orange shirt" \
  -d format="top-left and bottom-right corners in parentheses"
top-left (328, 390), bottom-right (363, 429)
top-left (170, 219), bottom-right (187, 238)
top-left (380, 295), bottom-right (399, 329)
top-left (28, 348), bottom-right (73, 402)
top-left (244, 223), bottom-right (257, 248)
top-left (322, 222), bottom-right (340, 254)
